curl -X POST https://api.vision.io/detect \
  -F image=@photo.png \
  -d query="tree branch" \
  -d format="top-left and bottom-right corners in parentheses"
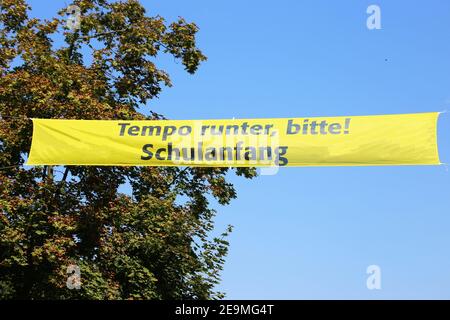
top-left (168, 167), bottom-right (190, 188)
top-left (61, 167), bottom-right (70, 182)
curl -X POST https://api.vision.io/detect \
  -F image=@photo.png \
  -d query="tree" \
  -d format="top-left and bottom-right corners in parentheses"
top-left (0, 0), bottom-right (256, 299)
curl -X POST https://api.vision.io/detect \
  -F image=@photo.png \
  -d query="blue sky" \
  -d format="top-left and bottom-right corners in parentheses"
top-left (28, 0), bottom-right (450, 299)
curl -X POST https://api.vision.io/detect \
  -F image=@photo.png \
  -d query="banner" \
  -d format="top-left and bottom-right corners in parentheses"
top-left (27, 112), bottom-right (441, 167)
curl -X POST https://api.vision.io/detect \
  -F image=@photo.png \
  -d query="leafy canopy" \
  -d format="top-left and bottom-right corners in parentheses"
top-left (0, 0), bottom-right (256, 299)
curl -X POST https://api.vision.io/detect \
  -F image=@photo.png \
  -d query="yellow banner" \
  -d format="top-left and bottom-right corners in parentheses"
top-left (27, 112), bottom-right (440, 167)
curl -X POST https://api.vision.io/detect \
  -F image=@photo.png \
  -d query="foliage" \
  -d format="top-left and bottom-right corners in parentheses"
top-left (0, 0), bottom-right (256, 299)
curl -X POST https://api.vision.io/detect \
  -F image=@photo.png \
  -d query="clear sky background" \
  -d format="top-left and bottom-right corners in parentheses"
top-left (28, 0), bottom-right (450, 299)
